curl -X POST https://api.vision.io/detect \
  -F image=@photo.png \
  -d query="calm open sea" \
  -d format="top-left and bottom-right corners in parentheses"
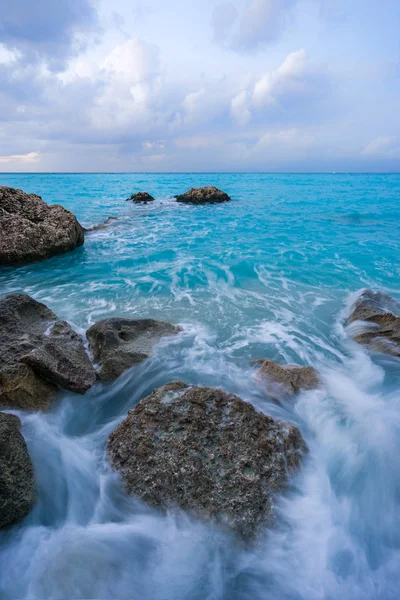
top-left (1, 173), bottom-right (400, 599)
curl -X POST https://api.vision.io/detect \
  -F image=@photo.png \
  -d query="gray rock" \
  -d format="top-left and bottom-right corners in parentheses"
top-left (256, 360), bottom-right (320, 398)
top-left (127, 192), bottom-right (155, 203)
top-left (86, 318), bottom-right (181, 381)
top-left (0, 412), bottom-right (35, 528)
top-left (85, 216), bottom-right (118, 232)
top-left (347, 289), bottom-right (400, 357)
top-left (0, 294), bottom-right (96, 410)
top-left (0, 186), bottom-right (84, 266)
top-left (107, 381), bottom-right (306, 540)
top-left (175, 186), bottom-right (231, 205)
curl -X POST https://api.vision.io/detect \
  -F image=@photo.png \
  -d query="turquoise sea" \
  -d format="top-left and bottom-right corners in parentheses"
top-left (1, 173), bottom-right (400, 599)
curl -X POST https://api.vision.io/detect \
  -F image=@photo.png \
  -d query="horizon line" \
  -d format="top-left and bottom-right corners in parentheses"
top-left (0, 171), bottom-right (400, 175)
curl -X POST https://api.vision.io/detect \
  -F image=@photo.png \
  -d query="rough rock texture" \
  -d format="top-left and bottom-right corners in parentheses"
top-left (0, 294), bottom-right (96, 410)
top-left (0, 186), bottom-right (84, 266)
top-left (86, 318), bottom-right (181, 381)
top-left (0, 412), bottom-right (35, 528)
top-left (107, 381), bottom-right (306, 539)
top-left (256, 360), bottom-right (320, 398)
top-left (347, 289), bottom-right (400, 357)
top-left (175, 186), bottom-right (231, 205)
top-left (127, 192), bottom-right (155, 203)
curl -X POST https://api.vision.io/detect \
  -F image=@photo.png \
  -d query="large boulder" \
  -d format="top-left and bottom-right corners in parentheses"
top-left (0, 294), bottom-right (96, 410)
top-left (175, 186), bottom-right (231, 205)
top-left (127, 192), bottom-right (155, 203)
top-left (0, 412), bottom-right (35, 528)
top-left (107, 381), bottom-right (306, 540)
top-left (347, 289), bottom-right (400, 357)
top-left (86, 318), bottom-right (181, 381)
top-left (0, 186), bottom-right (84, 266)
top-left (256, 360), bottom-right (320, 399)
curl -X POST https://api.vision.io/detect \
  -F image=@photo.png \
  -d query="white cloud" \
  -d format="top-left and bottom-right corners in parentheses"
top-left (363, 136), bottom-right (400, 158)
top-left (231, 90), bottom-right (251, 126)
top-left (0, 43), bottom-right (20, 65)
top-left (0, 151), bottom-right (40, 164)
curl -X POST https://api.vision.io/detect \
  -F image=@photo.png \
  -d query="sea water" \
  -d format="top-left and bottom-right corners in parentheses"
top-left (0, 173), bottom-right (400, 599)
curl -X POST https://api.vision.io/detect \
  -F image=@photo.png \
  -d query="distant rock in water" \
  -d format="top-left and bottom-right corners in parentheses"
top-left (127, 192), bottom-right (155, 203)
top-left (255, 360), bottom-right (320, 399)
top-left (86, 318), bottom-right (181, 381)
top-left (347, 289), bottom-right (400, 357)
top-left (0, 413), bottom-right (35, 528)
top-left (107, 381), bottom-right (306, 540)
top-left (175, 186), bottom-right (231, 205)
top-left (0, 294), bottom-right (96, 410)
top-left (85, 216), bottom-right (118, 232)
top-left (0, 186), bottom-right (84, 266)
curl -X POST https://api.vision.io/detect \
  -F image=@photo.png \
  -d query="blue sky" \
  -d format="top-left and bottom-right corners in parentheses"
top-left (0, 0), bottom-right (399, 172)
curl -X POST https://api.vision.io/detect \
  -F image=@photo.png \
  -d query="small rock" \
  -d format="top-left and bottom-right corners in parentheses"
top-left (347, 289), bottom-right (400, 357)
top-left (0, 412), bottom-right (35, 528)
top-left (127, 192), bottom-right (155, 203)
top-left (0, 186), bottom-right (84, 266)
top-left (175, 186), bottom-right (231, 205)
top-left (107, 381), bottom-right (306, 540)
top-left (85, 216), bottom-right (118, 232)
top-left (86, 318), bottom-right (181, 381)
top-left (0, 294), bottom-right (96, 410)
top-left (256, 360), bottom-right (320, 398)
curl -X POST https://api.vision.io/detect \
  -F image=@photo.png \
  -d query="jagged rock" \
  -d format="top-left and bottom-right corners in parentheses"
top-left (127, 192), bottom-right (155, 203)
top-left (86, 318), bottom-right (181, 381)
top-left (0, 294), bottom-right (96, 410)
top-left (347, 289), bottom-right (400, 357)
top-left (0, 413), bottom-right (35, 528)
top-left (175, 186), bottom-right (231, 205)
top-left (107, 381), bottom-right (306, 540)
top-left (256, 360), bottom-right (320, 398)
top-left (0, 186), bottom-right (84, 266)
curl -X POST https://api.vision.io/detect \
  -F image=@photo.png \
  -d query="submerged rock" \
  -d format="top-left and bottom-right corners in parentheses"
top-left (86, 318), bottom-right (181, 381)
top-left (127, 192), bottom-right (155, 203)
top-left (0, 186), bottom-right (84, 266)
top-left (0, 294), bottom-right (96, 410)
top-left (107, 381), bottom-right (306, 540)
top-left (256, 360), bottom-right (320, 398)
top-left (0, 413), bottom-right (35, 528)
top-left (85, 216), bottom-right (118, 232)
top-left (347, 289), bottom-right (400, 357)
top-left (175, 186), bottom-right (231, 205)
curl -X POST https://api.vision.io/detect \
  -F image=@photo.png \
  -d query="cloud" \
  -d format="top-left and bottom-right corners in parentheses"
top-left (231, 91), bottom-right (251, 126)
top-left (0, 151), bottom-right (40, 164)
top-left (0, 0), bottom-right (98, 70)
top-left (363, 136), bottom-right (400, 159)
top-left (212, 0), bottom-right (296, 51)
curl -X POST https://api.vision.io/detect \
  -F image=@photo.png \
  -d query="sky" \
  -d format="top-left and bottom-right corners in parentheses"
top-left (0, 0), bottom-right (399, 172)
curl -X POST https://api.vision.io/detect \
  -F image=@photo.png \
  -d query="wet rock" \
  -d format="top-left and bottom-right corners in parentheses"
top-left (86, 318), bottom-right (181, 381)
top-left (256, 360), bottom-right (320, 398)
top-left (107, 381), bottom-right (306, 540)
top-left (347, 289), bottom-right (400, 357)
top-left (0, 413), bottom-right (35, 528)
top-left (127, 192), bottom-right (155, 203)
top-left (0, 294), bottom-right (96, 410)
top-left (175, 186), bottom-right (231, 205)
top-left (0, 186), bottom-right (84, 266)
top-left (85, 216), bottom-right (118, 232)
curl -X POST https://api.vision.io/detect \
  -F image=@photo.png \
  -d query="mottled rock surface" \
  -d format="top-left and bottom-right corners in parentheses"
top-left (0, 186), bottom-right (84, 266)
top-left (107, 381), bottom-right (306, 539)
top-left (0, 294), bottom-right (96, 410)
top-left (87, 318), bottom-right (181, 381)
top-left (347, 289), bottom-right (400, 357)
top-left (127, 192), bottom-right (155, 203)
top-left (256, 360), bottom-right (320, 398)
top-left (175, 186), bottom-right (231, 205)
top-left (0, 413), bottom-right (35, 528)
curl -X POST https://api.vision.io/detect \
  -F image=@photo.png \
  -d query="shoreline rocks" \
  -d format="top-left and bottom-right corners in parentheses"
top-left (0, 413), bottom-right (35, 528)
top-left (0, 186), bottom-right (84, 266)
top-left (0, 294), bottom-right (96, 410)
top-left (127, 192), bottom-right (155, 203)
top-left (87, 318), bottom-right (181, 381)
top-left (347, 289), bottom-right (400, 357)
top-left (255, 360), bottom-right (320, 399)
top-left (175, 186), bottom-right (231, 205)
top-left (107, 381), bottom-right (306, 540)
